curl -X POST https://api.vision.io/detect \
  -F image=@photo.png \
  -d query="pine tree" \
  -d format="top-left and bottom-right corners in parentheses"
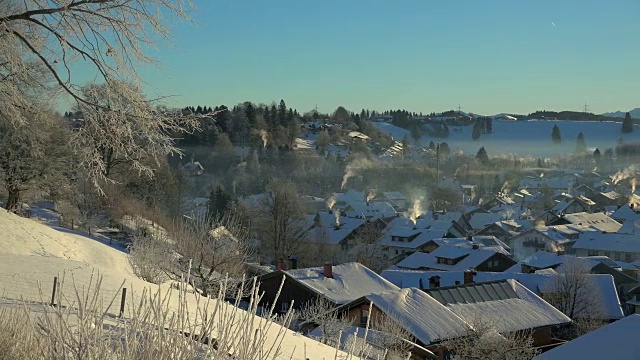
top-left (278, 100), bottom-right (287, 126)
top-left (593, 148), bottom-right (601, 163)
top-left (270, 104), bottom-right (278, 129)
top-left (439, 142), bottom-right (451, 156)
top-left (576, 131), bottom-right (587, 152)
top-left (472, 120), bottom-right (482, 140)
top-left (245, 102), bottom-right (256, 127)
top-left (551, 125), bottom-right (562, 144)
top-left (622, 112), bottom-right (634, 133)
top-left (476, 146), bottom-right (489, 164)
top-left (208, 185), bottom-right (231, 221)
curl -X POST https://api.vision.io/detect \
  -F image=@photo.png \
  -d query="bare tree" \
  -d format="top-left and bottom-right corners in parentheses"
top-left (442, 319), bottom-right (538, 360)
top-left (0, 109), bottom-right (69, 210)
top-left (300, 297), bottom-right (351, 348)
top-left (1, 1), bottom-right (204, 189)
top-left (259, 178), bottom-right (308, 264)
top-left (348, 221), bottom-right (388, 272)
top-left (542, 259), bottom-right (607, 339)
top-left (369, 314), bottom-right (415, 359)
top-left (128, 211), bottom-right (253, 297)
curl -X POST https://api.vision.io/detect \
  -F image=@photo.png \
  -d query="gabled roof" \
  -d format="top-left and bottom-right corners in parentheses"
top-left (553, 212), bottom-right (621, 233)
top-left (573, 230), bottom-right (640, 253)
top-left (611, 204), bottom-right (640, 223)
top-left (430, 237), bottom-right (510, 255)
top-left (395, 245), bottom-right (510, 271)
top-left (534, 314), bottom-right (640, 360)
top-left (305, 216), bottom-right (366, 245)
top-left (381, 270), bottom-right (624, 320)
top-left (425, 280), bottom-right (571, 333)
top-left (378, 230), bottom-right (448, 249)
top-left (344, 201), bottom-right (397, 219)
top-left (280, 262), bottom-right (399, 305)
top-left (365, 288), bottom-right (471, 346)
top-left (469, 213), bottom-right (504, 230)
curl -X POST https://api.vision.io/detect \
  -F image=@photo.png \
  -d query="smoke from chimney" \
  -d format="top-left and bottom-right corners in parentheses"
top-left (405, 196), bottom-right (424, 226)
top-left (259, 129), bottom-right (268, 148)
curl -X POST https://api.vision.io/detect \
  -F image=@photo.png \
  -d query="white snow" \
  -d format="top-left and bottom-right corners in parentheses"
top-left (534, 314), bottom-right (640, 360)
top-left (284, 262), bottom-right (399, 305)
top-left (366, 288), bottom-right (471, 346)
top-left (0, 209), bottom-right (352, 359)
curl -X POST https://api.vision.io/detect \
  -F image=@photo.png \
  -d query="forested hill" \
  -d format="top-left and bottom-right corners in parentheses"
top-left (526, 111), bottom-right (622, 122)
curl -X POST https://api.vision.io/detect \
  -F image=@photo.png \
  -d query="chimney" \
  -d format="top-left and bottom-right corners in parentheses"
top-left (288, 256), bottom-right (298, 270)
top-left (323, 262), bottom-right (333, 279)
top-left (463, 269), bottom-right (476, 285)
top-left (276, 258), bottom-right (286, 271)
top-left (472, 243), bottom-right (479, 250)
top-left (467, 234), bottom-right (473, 242)
top-left (429, 276), bottom-right (441, 288)
top-left (419, 278), bottom-right (424, 290)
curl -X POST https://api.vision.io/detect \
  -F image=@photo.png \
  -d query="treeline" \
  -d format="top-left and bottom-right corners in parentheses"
top-left (527, 110), bottom-right (616, 122)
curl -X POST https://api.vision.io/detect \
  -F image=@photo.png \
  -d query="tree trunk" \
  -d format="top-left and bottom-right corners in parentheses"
top-left (5, 187), bottom-right (20, 211)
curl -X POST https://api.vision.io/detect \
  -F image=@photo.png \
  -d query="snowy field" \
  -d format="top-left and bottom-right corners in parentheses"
top-left (0, 209), bottom-right (352, 359)
top-left (375, 120), bottom-right (640, 158)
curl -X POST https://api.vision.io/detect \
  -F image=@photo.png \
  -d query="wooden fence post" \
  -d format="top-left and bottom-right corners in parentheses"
top-left (119, 288), bottom-right (127, 317)
top-left (50, 276), bottom-right (57, 306)
top-left (71, 219), bottom-right (74, 230)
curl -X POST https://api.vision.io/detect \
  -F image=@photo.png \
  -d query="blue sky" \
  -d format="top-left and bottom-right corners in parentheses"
top-left (100, 0), bottom-right (640, 115)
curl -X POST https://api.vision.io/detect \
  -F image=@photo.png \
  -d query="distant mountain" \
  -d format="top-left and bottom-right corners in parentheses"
top-left (602, 108), bottom-right (640, 119)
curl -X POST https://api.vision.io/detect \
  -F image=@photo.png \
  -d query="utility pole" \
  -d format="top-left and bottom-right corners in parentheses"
top-left (436, 143), bottom-right (440, 187)
top-left (458, 104), bottom-right (463, 114)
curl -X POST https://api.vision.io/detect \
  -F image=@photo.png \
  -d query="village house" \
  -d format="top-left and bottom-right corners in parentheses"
top-left (304, 212), bottom-right (367, 259)
top-left (393, 244), bottom-right (517, 272)
top-left (382, 270), bottom-right (625, 321)
top-left (548, 212), bottom-right (622, 233)
top-left (572, 220), bottom-right (640, 263)
top-left (610, 204), bottom-right (640, 223)
top-left (507, 225), bottom-right (591, 261)
top-left (378, 229), bottom-right (450, 260)
top-left (475, 220), bottom-right (524, 242)
top-left (534, 314), bottom-right (640, 360)
top-left (420, 236), bottom-right (511, 256)
top-left (550, 194), bottom-right (595, 215)
top-left (252, 262), bottom-right (399, 314)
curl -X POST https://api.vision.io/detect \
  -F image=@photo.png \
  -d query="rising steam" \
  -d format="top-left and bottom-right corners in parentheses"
top-left (341, 157), bottom-right (374, 190)
top-left (611, 166), bottom-right (637, 185)
top-left (259, 129), bottom-right (268, 148)
top-left (326, 196), bottom-right (336, 210)
top-left (334, 209), bottom-right (341, 227)
top-left (406, 197), bottom-right (424, 226)
top-left (366, 190), bottom-right (377, 202)
top-left (632, 178), bottom-right (637, 194)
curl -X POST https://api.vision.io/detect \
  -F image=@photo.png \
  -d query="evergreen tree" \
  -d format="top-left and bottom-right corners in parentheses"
top-left (593, 148), bottom-right (601, 163)
top-left (270, 104), bottom-right (278, 129)
top-left (401, 135), bottom-right (410, 159)
top-left (485, 118), bottom-right (493, 133)
top-left (428, 141), bottom-right (435, 150)
top-left (245, 102), bottom-right (256, 127)
top-left (208, 185), bottom-right (231, 221)
top-left (576, 131), bottom-right (587, 153)
top-left (476, 146), bottom-right (489, 164)
top-left (278, 100), bottom-right (288, 126)
top-left (287, 108), bottom-right (294, 124)
top-left (472, 120), bottom-right (482, 140)
top-left (196, 105), bottom-right (203, 114)
top-left (551, 125), bottom-right (562, 144)
top-left (263, 106), bottom-right (271, 126)
top-left (439, 142), bottom-right (451, 156)
top-left (622, 112), bottom-right (634, 133)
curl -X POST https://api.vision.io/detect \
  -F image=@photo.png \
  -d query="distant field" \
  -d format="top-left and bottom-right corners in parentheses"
top-left (375, 120), bottom-right (640, 158)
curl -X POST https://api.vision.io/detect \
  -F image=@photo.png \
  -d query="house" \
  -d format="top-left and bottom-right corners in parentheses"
top-left (382, 270), bottom-right (625, 321)
top-left (378, 229), bottom-right (450, 259)
top-left (549, 212), bottom-right (622, 233)
top-left (424, 279), bottom-right (571, 349)
top-left (343, 201), bottom-right (397, 220)
top-left (393, 244), bottom-right (517, 272)
top-left (475, 221), bottom-right (522, 241)
top-left (326, 288), bottom-right (471, 360)
top-left (379, 191), bottom-right (409, 209)
top-left (253, 262), bottom-right (399, 314)
top-left (550, 194), bottom-right (595, 215)
top-left (510, 252), bottom-right (638, 292)
top-left (421, 236), bottom-right (511, 256)
top-left (305, 212), bottom-right (367, 257)
top-left (179, 161), bottom-right (204, 176)
top-left (591, 191), bottom-right (624, 211)
top-left (534, 314), bottom-right (640, 360)
top-left (508, 225), bottom-right (592, 261)
top-left (572, 221), bottom-right (640, 263)
top-left (610, 204), bottom-right (640, 224)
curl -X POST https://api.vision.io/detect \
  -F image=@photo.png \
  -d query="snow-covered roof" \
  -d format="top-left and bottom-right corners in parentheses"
top-left (426, 280), bottom-right (571, 332)
top-left (333, 190), bottom-right (366, 204)
top-left (431, 237), bottom-right (510, 255)
top-left (573, 231), bottom-right (640, 253)
top-left (382, 270), bottom-right (624, 320)
top-left (611, 205), bottom-right (640, 223)
top-left (305, 217), bottom-right (366, 245)
top-left (395, 246), bottom-right (506, 272)
top-left (365, 288), bottom-right (471, 346)
top-left (534, 314), bottom-right (640, 360)
top-left (469, 213), bottom-right (504, 230)
top-left (344, 201), bottom-right (397, 219)
top-left (283, 262), bottom-right (399, 305)
top-left (557, 212), bottom-right (622, 233)
top-left (384, 217), bottom-right (454, 231)
top-left (378, 230), bottom-right (449, 249)
top-left (381, 191), bottom-right (407, 201)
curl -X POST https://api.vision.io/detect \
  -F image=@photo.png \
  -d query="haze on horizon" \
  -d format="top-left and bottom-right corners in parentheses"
top-left (71, 0), bottom-right (640, 115)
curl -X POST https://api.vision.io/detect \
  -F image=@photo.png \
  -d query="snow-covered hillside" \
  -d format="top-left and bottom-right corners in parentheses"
top-left (602, 108), bottom-right (640, 119)
top-left (375, 119), bottom-right (640, 158)
top-left (371, 122), bottom-right (410, 141)
top-left (0, 209), bottom-right (351, 360)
